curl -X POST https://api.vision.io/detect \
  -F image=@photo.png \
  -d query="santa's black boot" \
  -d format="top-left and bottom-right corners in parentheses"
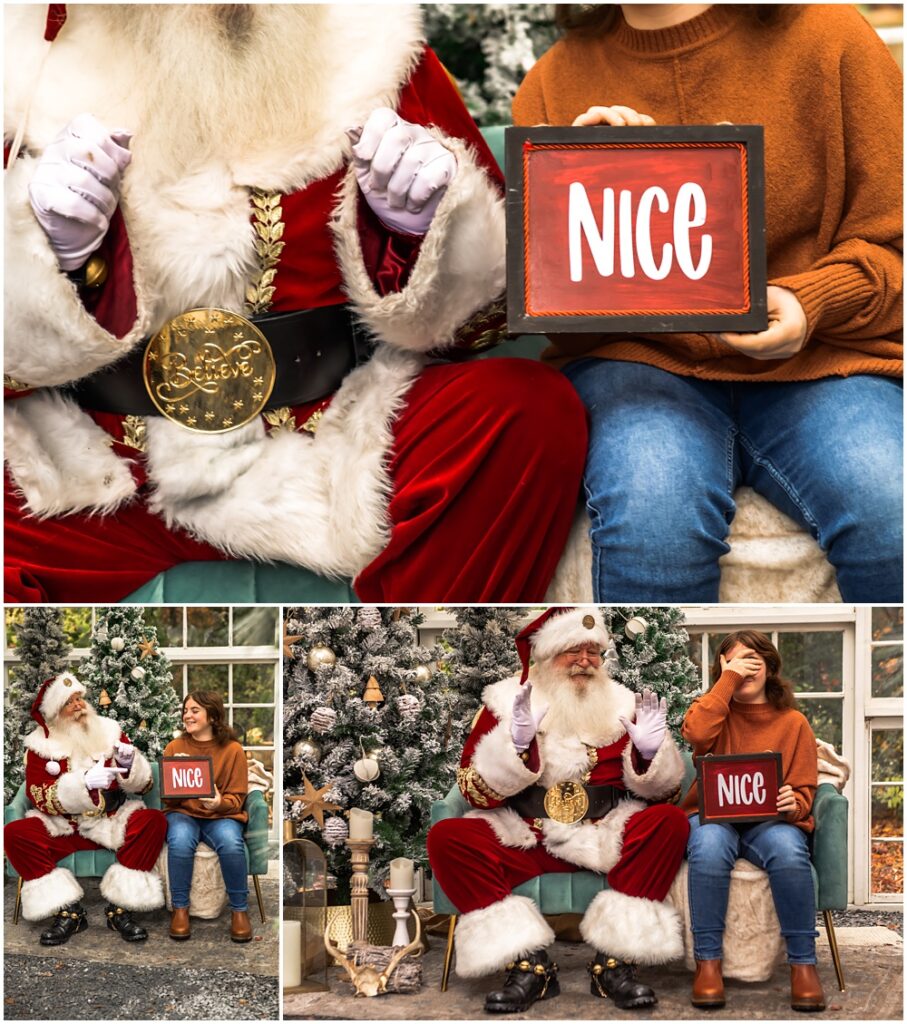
top-left (588, 952), bottom-right (657, 1009)
top-left (40, 902), bottom-right (88, 946)
top-left (484, 949), bottom-right (560, 1013)
top-left (105, 904), bottom-right (148, 942)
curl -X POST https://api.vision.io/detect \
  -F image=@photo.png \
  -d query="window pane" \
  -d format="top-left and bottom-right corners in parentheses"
top-left (871, 786), bottom-right (903, 838)
top-left (872, 840), bottom-right (903, 895)
top-left (234, 663), bottom-right (275, 704)
top-left (686, 633), bottom-right (703, 682)
top-left (187, 663), bottom-right (228, 694)
top-left (232, 706), bottom-right (274, 746)
top-left (706, 633), bottom-right (732, 679)
top-left (872, 647), bottom-right (904, 699)
top-left (778, 632), bottom-right (843, 693)
top-left (61, 608), bottom-right (93, 648)
top-left (143, 608), bottom-right (183, 647)
top-left (5, 608), bottom-right (23, 649)
top-left (872, 729), bottom-right (904, 783)
top-left (872, 607), bottom-right (903, 642)
top-left (233, 607), bottom-right (278, 647)
top-left (187, 608), bottom-right (228, 647)
top-left (797, 698), bottom-right (843, 751)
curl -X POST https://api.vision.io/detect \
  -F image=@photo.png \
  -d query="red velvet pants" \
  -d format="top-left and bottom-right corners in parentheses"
top-left (5, 359), bottom-right (587, 603)
top-left (4, 808), bottom-right (167, 880)
top-left (427, 804), bottom-right (689, 914)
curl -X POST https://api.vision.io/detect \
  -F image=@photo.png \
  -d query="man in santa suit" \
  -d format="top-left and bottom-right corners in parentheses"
top-left (428, 608), bottom-right (690, 1012)
top-left (4, 4), bottom-right (586, 603)
top-left (4, 672), bottom-right (167, 944)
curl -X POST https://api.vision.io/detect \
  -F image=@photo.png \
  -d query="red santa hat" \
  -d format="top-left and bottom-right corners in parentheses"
top-left (30, 671), bottom-right (86, 736)
top-left (515, 607), bottom-right (611, 684)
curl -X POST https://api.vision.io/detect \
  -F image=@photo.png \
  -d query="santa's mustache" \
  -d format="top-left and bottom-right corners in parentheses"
top-left (567, 665), bottom-right (595, 677)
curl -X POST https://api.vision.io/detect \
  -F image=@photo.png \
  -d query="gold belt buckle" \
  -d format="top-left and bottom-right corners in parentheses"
top-left (543, 781), bottom-right (589, 825)
top-left (143, 308), bottom-right (276, 432)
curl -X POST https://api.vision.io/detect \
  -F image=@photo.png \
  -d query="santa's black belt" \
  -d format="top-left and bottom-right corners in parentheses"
top-left (507, 783), bottom-right (628, 824)
top-left (63, 304), bottom-right (373, 431)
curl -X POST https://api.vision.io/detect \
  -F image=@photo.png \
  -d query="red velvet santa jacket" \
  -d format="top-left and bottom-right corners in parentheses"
top-left (24, 715), bottom-right (155, 850)
top-left (4, 6), bottom-right (505, 580)
top-left (457, 675), bottom-right (685, 875)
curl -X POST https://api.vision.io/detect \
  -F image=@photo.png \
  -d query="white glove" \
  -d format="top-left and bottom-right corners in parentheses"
top-left (113, 742), bottom-right (135, 770)
top-left (619, 689), bottom-right (668, 760)
top-left (28, 113), bottom-right (132, 271)
top-left (510, 681), bottom-right (549, 753)
top-left (83, 758), bottom-right (127, 791)
top-left (348, 107), bottom-right (457, 235)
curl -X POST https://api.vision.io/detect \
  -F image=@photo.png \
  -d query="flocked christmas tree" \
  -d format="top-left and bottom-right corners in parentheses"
top-left (603, 607), bottom-right (701, 745)
top-left (283, 607), bottom-right (457, 900)
top-left (4, 607), bottom-right (72, 801)
top-left (79, 607), bottom-right (181, 758)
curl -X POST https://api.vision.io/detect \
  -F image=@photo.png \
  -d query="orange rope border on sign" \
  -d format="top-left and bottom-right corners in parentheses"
top-left (522, 140), bottom-right (751, 318)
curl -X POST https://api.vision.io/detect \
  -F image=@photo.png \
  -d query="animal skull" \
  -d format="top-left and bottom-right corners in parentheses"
top-left (323, 909), bottom-right (422, 997)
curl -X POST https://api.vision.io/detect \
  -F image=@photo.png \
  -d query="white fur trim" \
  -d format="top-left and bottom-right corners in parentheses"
top-left (334, 134), bottom-right (506, 352)
top-left (471, 721), bottom-right (541, 799)
top-left (24, 808), bottom-right (74, 839)
top-left (39, 672), bottom-right (86, 723)
top-left (481, 675), bottom-right (526, 722)
top-left (143, 345), bottom-right (419, 577)
top-left (20, 867), bottom-right (84, 921)
top-left (454, 894), bottom-right (554, 978)
top-left (541, 799), bottom-right (645, 875)
top-left (77, 798), bottom-right (146, 851)
top-left (622, 733), bottom-right (685, 801)
top-left (464, 807), bottom-right (537, 849)
top-left (580, 888), bottom-right (684, 965)
top-left (531, 608), bottom-right (609, 664)
top-left (119, 749), bottom-right (153, 795)
top-left (100, 862), bottom-right (164, 912)
top-left (54, 770), bottom-right (100, 815)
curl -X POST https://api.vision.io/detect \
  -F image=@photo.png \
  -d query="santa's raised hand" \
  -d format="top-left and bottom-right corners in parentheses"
top-left (619, 689), bottom-right (668, 760)
top-left (113, 742), bottom-right (135, 769)
top-left (511, 681), bottom-right (549, 753)
top-left (348, 107), bottom-right (457, 235)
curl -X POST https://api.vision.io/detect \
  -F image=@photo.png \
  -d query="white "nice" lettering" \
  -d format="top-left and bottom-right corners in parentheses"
top-left (172, 767), bottom-right (204, 789)
top-left (568, 182), bottom-right (713, 283)
top-left (716, 771), bottom-right (766, 807)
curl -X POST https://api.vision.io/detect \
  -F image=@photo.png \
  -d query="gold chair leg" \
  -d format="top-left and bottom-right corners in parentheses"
top-left (441, 914), bottom-right (457, 992)
top-left (14, 875), bottom-right (22, 925)
top-left (253, 874), bottom-right (266, 924)
top-left (823, 909), bottom-right (845, 992)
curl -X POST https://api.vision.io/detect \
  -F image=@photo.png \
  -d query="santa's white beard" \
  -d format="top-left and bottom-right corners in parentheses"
top-left (47, 707), bottom-right (114, 763)
top-left (530, 661), bottom-right (622, 747)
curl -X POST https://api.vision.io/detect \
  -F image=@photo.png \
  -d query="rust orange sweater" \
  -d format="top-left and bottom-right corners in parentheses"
top-left (512, 5), bottom-right (903, 382)
top-left (163, 734), bottom-right (248, 823)
top-left (681, 670), bottom-right (818, 832)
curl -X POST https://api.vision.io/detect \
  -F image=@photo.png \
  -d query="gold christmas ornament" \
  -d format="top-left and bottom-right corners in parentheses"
top-left (306, 644), bottom-right (337, 670)
top-left (362, 676), bottom-right (384, 706)
top-left (283, 621), bottom-right (304, 659)
top-left (99, 689), bottom-right (112, 707)
top-left (287, 774), bottom-right (342, 829)
top-left (293, 737), bottom-right (323, 761)
top-left (138, 637), bottom-right (159, 660)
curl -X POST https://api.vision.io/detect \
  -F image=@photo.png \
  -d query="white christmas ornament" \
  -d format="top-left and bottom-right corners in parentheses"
top-left (131, 666), bottom-right (145, 680)
top-left (306, 644), bottom-right (337, 670)
top-left (323, 816), bottom-right (349, 847)
top-left (111, 637), bottom-right (125, 652)
top-left (625, 616), bottom-right (649, 640)
top-left (310, 707), bottom-right (337, 734)
top-left (353, 756), bottom-right (380, 782)
top-left (46, 760), bottom-right (61, 776)
top-left (396, 693), bottom-right (420, 716)
top-left (358, 607), bottom-right (382, 628)
top-left (413, 664), bottom-right (432, 684)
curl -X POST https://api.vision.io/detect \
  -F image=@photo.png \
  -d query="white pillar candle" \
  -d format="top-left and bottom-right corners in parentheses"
top-left (282, 920), bottom-right (302, 988)
top-left (389, 857), bottom-right (414, 890)
top-left (349, 808), bottom-right (374, 840)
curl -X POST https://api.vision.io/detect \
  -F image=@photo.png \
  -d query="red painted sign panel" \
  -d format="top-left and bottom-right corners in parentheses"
top-left (160, 756), bottom-right (215, 799)
top-left (696, 752), bottom-right (783, 825)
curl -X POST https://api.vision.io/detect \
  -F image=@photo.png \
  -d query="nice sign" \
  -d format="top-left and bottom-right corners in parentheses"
top-left (506, 125), bottom-right (767, 334)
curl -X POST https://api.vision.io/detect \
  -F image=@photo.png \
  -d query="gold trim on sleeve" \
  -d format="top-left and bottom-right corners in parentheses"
top-left (456, 764), bottom-right (507, 809)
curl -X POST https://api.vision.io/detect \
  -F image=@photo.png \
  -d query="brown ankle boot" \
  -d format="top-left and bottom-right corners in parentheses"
top-left (169, 907), bottom-right (191, 941)
top-left (790, 964), bottom-right (826, 1012)
top-left (691, 959), bottom-right (725, 1008)
top-left (230, 909), bottom-right (252, 943)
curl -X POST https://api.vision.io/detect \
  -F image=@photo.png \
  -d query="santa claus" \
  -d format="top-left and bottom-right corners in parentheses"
top-left (427, 607), bottom-right (689, 1012)
top-left (4, 4), bottom-right (586, 603)
top-left (4, 672), bottom-right (167, 944)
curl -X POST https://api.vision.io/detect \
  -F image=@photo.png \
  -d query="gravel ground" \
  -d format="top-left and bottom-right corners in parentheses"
top-left (830, 909), bottom-right (903, 936)
top-left (3, 956), bottom-right (278, 1020)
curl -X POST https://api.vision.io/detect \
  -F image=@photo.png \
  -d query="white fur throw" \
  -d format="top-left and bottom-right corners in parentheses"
top-left (156, 846), bottom-right (227, 920)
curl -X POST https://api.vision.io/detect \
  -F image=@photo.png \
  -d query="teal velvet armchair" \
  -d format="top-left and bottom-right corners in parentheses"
top-left (5, 762), bottom-right (271, 924)
top-left (430, 750), bottom-right (848, 992)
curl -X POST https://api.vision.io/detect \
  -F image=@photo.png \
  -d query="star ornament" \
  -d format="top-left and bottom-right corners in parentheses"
top-left (288, 774), bottom-right (342, 828)
top-left (283, 621), bottom-right (304, 659)
top-left (138, 637), bottom-right (159, 660)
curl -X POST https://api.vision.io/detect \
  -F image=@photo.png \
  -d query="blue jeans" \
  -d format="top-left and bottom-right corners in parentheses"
top-left (686, 815), bottom-right (818, 963)
top-left (166, 813), bottom-right (248, 912)
top-left (563, 359), bottom-right (903, 602)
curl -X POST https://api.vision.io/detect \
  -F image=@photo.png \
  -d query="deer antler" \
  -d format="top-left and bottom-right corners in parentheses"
top-left (323, 926), bottom-right (357, 985)
top-left (381, 909), bottom-right (423, 983)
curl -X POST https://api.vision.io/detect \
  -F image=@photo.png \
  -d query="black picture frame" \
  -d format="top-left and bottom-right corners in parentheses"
top-left (695, 751), bottom-right (784, 826)
top-left (159, 755), bottom-right (216, 799)
top-left (505, 124), bottom-right (768, 334)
